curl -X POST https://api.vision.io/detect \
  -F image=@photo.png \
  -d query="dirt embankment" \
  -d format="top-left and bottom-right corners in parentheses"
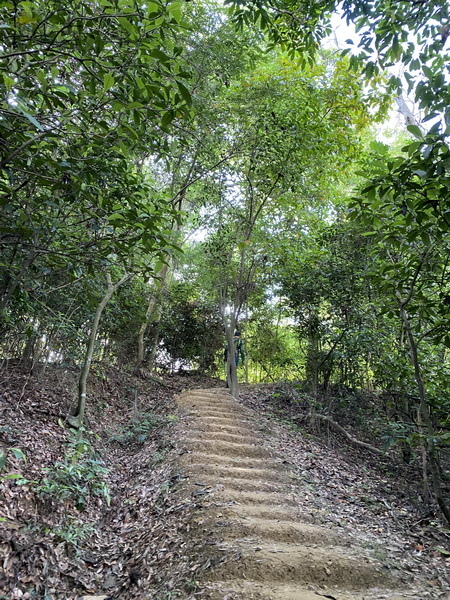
top-left (0, 367), bottom-right (223, 600)
top-left (176, 388), bottom-right (444, 600)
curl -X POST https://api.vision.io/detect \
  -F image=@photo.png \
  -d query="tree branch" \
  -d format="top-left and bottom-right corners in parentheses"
top-left (300, 413), bottom-right (386, 456)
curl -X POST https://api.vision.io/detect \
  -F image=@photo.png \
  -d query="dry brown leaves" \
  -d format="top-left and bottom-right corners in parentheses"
top-left (0, 363), bottom-right (223, 600)
top-left (238, 384), bottom-right (450, 598)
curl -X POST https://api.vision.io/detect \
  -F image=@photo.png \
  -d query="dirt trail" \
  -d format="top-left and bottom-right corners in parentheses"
top-left (177, 389), bottom-right (418, 600)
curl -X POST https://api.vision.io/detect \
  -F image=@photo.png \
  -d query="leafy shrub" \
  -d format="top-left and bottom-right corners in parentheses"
top-left (0, 446), bottom-right (26, 472)
top-left (53, 516), bottom-right (94, 548)
top-left (0, 446), bottom-right (30, 489)
top-left (108, 411), bottom-right (174, 445)
top-left (38, 429), bottom-right (110, 510)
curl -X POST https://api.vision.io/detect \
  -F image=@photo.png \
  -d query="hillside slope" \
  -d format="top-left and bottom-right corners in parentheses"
top-left (1, 367), bottom-right (449, 599)
top-left (0, 365), bottom-right (222, 600)
top-left (176, 388), bottom-right (450, 600)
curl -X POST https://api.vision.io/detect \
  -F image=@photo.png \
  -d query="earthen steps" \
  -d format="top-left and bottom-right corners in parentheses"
top-left (185, 431), bottom-right (259, 444)
top-left (201, 487), bottom-right (303, 507)
top-left (188, 401), bottom-right (243, 409)
top-left (189, 412), bottom-right (249, 421)
top-left (185, 464), bottom-right (286, 482)
top-left (185, 438), bottom-right (272, 459)
top-left (186, 424), bottom-right (261, 436)
top-left (206, 542), bottom-right (387, 588)
top-left (191, 475), bottom-right (282, 493)
top-left (202, 580), bottom-right (412, 600)
top-left (223, 503), bottom-right (316, 523)
top-left (176, 388), bottom-right (412, 600)
top-left (180, 452), bottom-right (280, 470)
top-left (196, 415), bottom-right (253, 425)
top-left (217, 515), bottom-right (351, 546)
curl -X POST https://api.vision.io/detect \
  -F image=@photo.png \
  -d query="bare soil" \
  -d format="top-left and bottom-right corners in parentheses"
top-left (0, 365), bottom-right (224, 600)
top-left (176, 388), bottom-right (449, 600)
top-left (2, 368), bottom-right (449, 600)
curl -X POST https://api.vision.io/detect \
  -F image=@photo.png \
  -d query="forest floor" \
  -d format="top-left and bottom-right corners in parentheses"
top-left (1, 365), bottom-right (449, 599)
top-left (176, 387), bottom-right (450, 599)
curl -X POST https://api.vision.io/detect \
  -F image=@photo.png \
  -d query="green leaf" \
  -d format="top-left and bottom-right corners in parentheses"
top-left (161, 111), bottom-right (175, 128)
top-left (36, 70), bottom-right (47, 89)
top-left (127, 102), bottom-right (144, 109)
top-left (422, 65), bottom-right (434, 79)
top-left (154, 260), bottom-right (168, 274)
top-left (16, 105), bottom-right (44, 131)
top-left (118, 17), bottom-right (137, 36)
top-left (10, 448), bottom-right (26, 462)
top-left (103, 73), bottom-right (115, 92)
top-left (108, 213), bottom-right (125, 221)
top-left (3, 73), bottom-right (14, 90)
top-left (406, 124), bottom-right (423, 139)
top-left (427, 121), bottom-right (441, 136)
top-left (112, 101), bottom-right (125, 111)
top-left (168, 1), bottom-right (182, 23)
top-left (135, 76), bottom-right (146, 90)
top-left (150, 48), bottom-right (171, 63)
top-left (176, 80), bottom-right (191, 105)
top-left (147, 1), bottom-right (160, 12)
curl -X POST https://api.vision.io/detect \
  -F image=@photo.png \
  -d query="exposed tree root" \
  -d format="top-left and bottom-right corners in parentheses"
top-left (300, 413), bottom-right (386, 456)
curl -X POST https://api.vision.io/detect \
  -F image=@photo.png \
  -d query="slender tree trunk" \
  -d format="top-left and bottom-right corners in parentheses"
top-left (306, 325), bottom-right (320, 403)
top-left (417, 406), bottom-right (429, 497)
top-left (22, 331), bottom-right (38, 367)
top-left (223, 242), bottom-right (255, 398)
top-left (147, 301), bottom-right (163, 372)
top-left (70, 270), bottom-right (132, 428)
top-left (0, 249), bottom-right (37, 314)
top-left (244, 306), bottom-right (250, 384)
top-left (216, 180), bottom-right (270, 397)
top-left (136, 263), bottom-right (169, 370)
top-left (225, 322), bottom-right (238, 398)
top-left (399, 299), bottom-right (450, 524)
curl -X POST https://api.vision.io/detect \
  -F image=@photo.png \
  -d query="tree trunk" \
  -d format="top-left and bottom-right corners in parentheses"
top-left (225, 324), bottom-right (239, 398)
top-left (21, 331), bottom-right (38, 367)
top-left (136, 263), bottom-right (169, 370)
top-left (0, 249), bottom-right (37, 314)
top-left (399, 299), bottom-right (450, 524)
top-left (70, 270), bottom-right (132, 428)
top-left (147, 302), bottom-right (163, 372)
top-left (306, 327), bottom-right (320, 402)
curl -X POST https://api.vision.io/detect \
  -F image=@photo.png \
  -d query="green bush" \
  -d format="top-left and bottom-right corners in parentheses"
top-left (108, 411), bottom-right (173, 445)
top-left (53, 516), bottom-right (94, 548)
top-left (0, 446), bottom-right (26, 472)
top-left (38, 429), bottom-right (110, 510)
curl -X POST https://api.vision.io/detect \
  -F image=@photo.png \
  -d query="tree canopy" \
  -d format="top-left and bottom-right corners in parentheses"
top-left (2, 0), bottom-right (450, 524)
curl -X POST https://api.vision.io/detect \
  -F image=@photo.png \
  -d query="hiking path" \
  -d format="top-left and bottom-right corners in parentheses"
top-left (176, 388), bottom-right (426, 600)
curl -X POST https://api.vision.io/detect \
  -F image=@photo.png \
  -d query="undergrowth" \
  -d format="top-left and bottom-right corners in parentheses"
top-left (108, 410), bottom-right (176, 445)
top-left (37, 427), bottom-right (110, 510)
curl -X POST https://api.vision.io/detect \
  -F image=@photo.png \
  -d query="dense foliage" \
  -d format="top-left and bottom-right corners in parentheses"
top-left (1, 0), bottom-right (450, 522)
